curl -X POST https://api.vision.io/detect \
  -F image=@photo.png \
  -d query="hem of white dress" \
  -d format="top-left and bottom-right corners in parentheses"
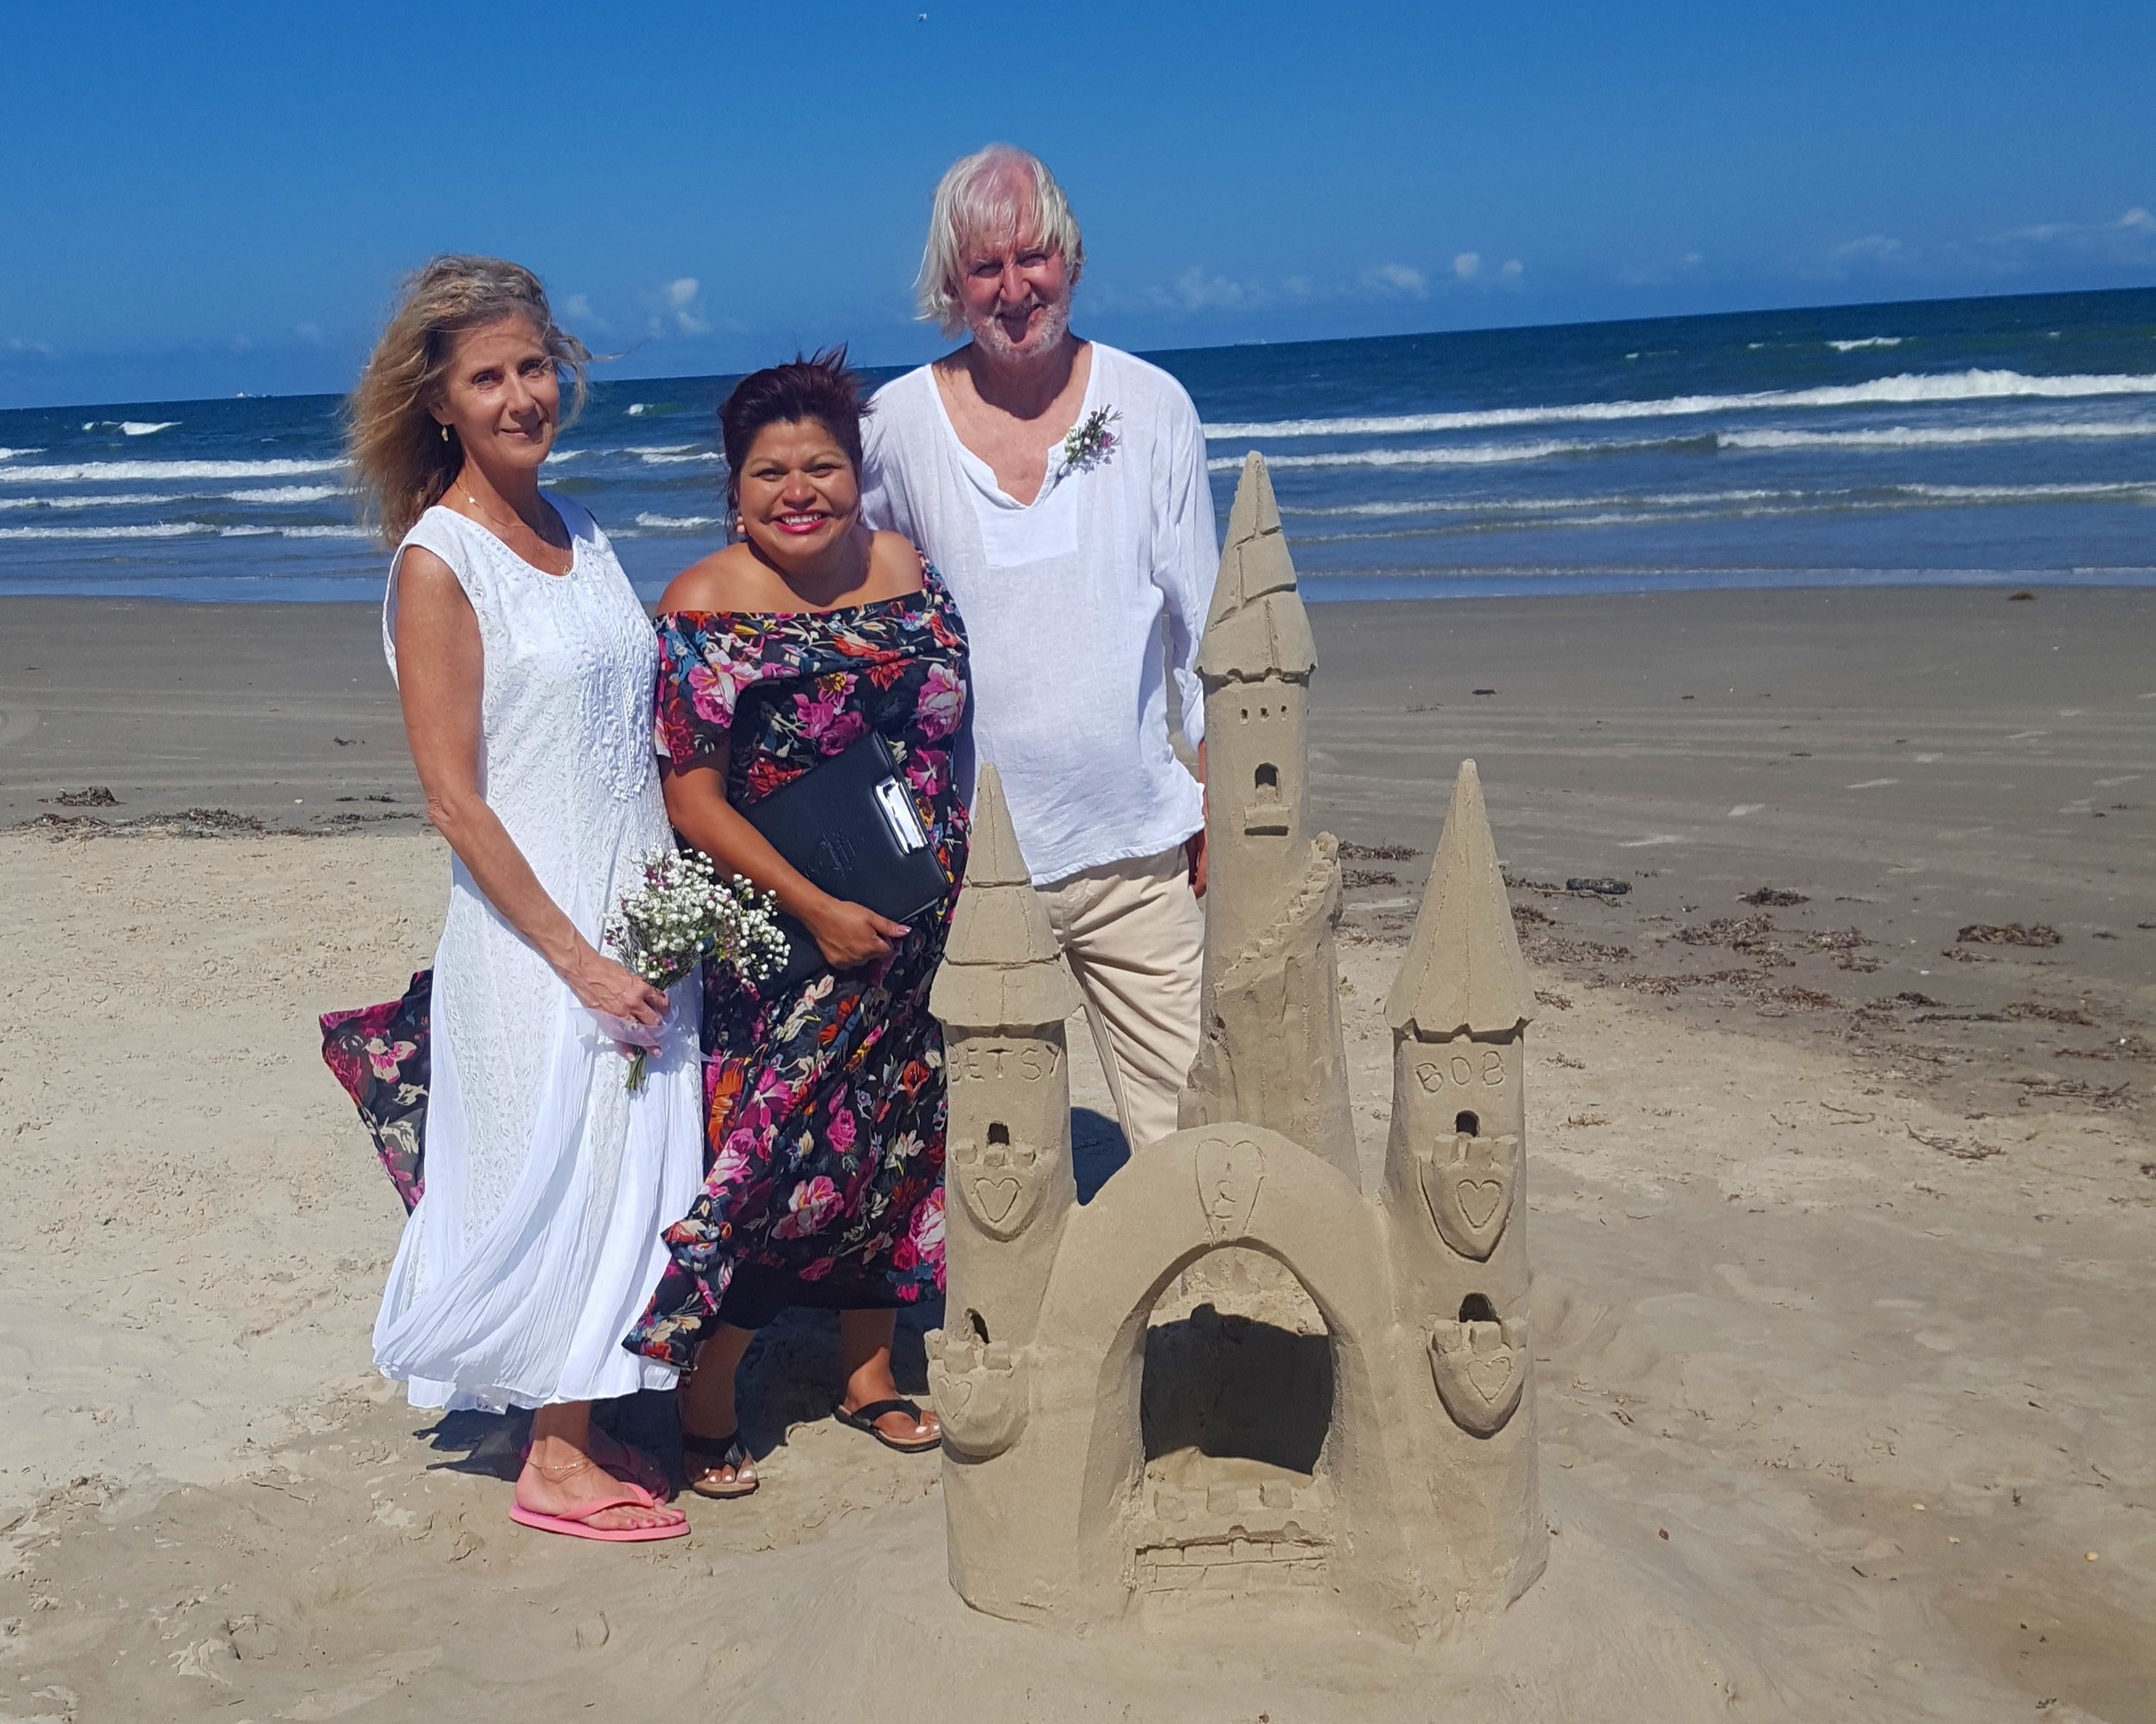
top-left (389, 1354), bottom-right (680, 1414)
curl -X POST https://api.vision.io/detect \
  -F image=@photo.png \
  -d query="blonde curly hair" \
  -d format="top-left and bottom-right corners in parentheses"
top-left (347, 254), bottom-right (589, 543)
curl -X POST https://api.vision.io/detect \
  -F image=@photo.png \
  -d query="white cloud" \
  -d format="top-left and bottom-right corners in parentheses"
top-left (1830, 235), bottom-right (1905, 264)
top-left (1500, 259), bottom-right (1524, 281)
top-left (1452, 252), bottom-right (1482, 280)
top-left (637, 277), bottom-right (711, 338)
top-left (561, 292), bottom-right (593, 321)
top-left (1366, 262), bottom-right (1428, 298)
top-left (295, 321), bottom-right (323, 345)
top-left (666, 277), bottom-right (710, 335)
top-left (4, 335), bottom-right (56, 358)
top-left (1990, 205), bottom-right (2156, 261)
top-left (1171, 266), bottom-right (1255, 311)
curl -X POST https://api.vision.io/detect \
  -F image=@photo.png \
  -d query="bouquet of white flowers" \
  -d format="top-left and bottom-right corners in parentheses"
top-left (603, 845), bottom-right (787, 1089)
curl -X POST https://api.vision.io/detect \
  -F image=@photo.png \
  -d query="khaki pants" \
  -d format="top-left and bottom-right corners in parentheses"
top-left (1035, 845), bottom-right (1206, 1152)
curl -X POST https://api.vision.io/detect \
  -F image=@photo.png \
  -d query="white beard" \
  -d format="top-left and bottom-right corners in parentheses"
top-left (971, 294), bottom-right (1071, 365)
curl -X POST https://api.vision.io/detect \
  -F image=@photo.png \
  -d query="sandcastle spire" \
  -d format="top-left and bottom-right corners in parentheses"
top-left (1386, 760), bottom-right (1536, 1038)
top-left (932, 765), bottom-right (1081, 1030)
top-left (1195, 453), bottom-right (1317, 685)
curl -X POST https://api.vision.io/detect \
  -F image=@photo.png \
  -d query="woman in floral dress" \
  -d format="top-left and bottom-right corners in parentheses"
top-left (623, 352), bottom-right (968, 1495)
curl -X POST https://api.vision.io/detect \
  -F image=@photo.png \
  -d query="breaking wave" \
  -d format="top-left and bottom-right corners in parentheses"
top-left (1207, 438), bottom-right (1601, 473)
top-left (224, 485), bottom-right (347, 504)
top-left (1287, 480), bottom-right (2156, 523)
top-left (625, 443), bottom-right (722, 466)
top-left (1720, 420), bottom-right (2156, 450)
top-left (0, 521), bottom-right (368, 542)
top-left (0, 457), bottom-right (346, 486)
top-left (1202, 369), bottom-right (2156, 441)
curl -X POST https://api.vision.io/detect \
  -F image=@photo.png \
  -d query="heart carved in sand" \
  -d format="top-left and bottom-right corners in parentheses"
top-left (1465, 1347), bottom-right (1514, 1404)
top-left (974, 1175), bottom-right (1021, 1225)
top-left (1195, 1135), bottom-right (1265, 1241)
top-left (1429, 1320), bottom-right (1527, 1434)
top-left (1456, 1177), bottom-right (1504, 1230)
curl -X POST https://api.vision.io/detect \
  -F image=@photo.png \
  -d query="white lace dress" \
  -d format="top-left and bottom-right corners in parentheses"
top-left (371, 496), bottom-right (703, 1412)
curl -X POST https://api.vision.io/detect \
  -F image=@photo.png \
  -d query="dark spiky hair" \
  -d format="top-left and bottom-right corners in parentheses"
top-left (718, 347), bottom-right (869, 510)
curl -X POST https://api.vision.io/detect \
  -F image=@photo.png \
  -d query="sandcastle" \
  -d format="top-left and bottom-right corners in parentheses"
top-left (925, 454), bottom-right (1545, 1638)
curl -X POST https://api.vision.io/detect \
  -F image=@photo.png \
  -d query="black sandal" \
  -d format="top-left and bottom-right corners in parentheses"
top-left (680, 1430), bottom-right (759, 1499)
top-left (832, 1398), bottom-right (941, 1454)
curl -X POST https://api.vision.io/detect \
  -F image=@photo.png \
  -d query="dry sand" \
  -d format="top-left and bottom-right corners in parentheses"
top-left (1, 590), bottom-right (2151, 1722)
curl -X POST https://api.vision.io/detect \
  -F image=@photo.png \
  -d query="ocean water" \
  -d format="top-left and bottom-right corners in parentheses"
top-left (2, 285), bottom-right (2152, 604)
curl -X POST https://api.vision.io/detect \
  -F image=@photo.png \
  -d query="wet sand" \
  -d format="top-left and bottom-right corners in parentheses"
top-left (2, 587), bottom-right (2152, 1721)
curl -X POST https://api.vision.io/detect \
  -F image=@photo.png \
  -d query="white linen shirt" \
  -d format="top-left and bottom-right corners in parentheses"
top-left (860, 344), bottom-right (1217, 887)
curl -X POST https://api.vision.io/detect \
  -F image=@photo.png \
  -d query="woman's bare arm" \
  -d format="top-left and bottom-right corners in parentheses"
top-left (394, 546), bottom-right (667, 1026)
top-left (661, 741), bottom-right (908, 970)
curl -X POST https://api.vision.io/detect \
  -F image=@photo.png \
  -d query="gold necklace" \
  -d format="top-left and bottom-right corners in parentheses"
top-left (460, 479), bottom-right (568, 569)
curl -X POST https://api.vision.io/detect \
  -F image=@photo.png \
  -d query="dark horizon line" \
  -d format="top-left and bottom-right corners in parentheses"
top-left (5, 279), bottom-right (2152, 418)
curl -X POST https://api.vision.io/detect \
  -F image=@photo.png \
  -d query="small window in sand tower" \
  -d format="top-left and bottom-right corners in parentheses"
top-left (1458, 1294), bottom-right (1498, 1324)
top-left (1254, 762), bottom-right (1279, 794)
top-left (1456, 1110), bottom-right (1480, 1136)
top-left (987, 1121), bottom-right (1010, 1147)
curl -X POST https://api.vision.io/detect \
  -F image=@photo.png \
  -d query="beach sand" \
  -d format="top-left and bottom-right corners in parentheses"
top-left (1, 589), bottom-right (2150, 1721)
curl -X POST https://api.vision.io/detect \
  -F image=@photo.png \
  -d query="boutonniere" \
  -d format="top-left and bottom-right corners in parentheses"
top-left (1059, 405), bottom-right (1120, 473)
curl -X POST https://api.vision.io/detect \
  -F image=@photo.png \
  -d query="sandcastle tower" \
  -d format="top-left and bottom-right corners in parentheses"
top-left (1376, 759), bottom-right (1545, 1605)
top-left (927, 764), bottom-right (1081, 1533)
top-left (1178, 453), bottom-right (1357, 1180)
top-left (927, 457), bottom-right (1545, 1639)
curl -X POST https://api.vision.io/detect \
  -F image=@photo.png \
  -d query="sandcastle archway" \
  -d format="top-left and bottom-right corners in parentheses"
top-left (1027, 1125), bottom-right (1413, 1626)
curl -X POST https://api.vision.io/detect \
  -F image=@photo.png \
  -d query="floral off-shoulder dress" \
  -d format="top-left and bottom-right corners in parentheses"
top-left (624, 559), bottom-right (970, 1368)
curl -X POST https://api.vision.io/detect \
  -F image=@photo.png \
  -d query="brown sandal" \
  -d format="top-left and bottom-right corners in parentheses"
top-left (832, 1398), bottom-right (940, 1454)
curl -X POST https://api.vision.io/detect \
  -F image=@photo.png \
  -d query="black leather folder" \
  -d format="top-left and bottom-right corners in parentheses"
top-left (743, 730), bottom-right (950, 993)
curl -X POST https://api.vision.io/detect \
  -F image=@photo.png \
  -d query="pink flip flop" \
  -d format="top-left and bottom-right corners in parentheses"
top-left (509, 1493), bottom-right (689, 1543)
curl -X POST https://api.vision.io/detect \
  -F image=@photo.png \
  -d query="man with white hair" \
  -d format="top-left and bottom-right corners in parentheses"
top-left (861, 143), bottom-right (1216, 1153)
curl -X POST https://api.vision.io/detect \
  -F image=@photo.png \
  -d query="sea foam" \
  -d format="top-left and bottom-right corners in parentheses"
top-left (1202, 369), bottom-right (2156, 441)
top-left (0, 457), bottom-right (346, 486)
top-left (0, 523), bottom-right (212, 541)
top-left (1721, 420), bottom-right (2156, 451)
top-left (1207, 437), bottom-right (1601, 473)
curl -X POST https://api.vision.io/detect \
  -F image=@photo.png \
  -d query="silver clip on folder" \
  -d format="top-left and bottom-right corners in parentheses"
top-left (874, 776), bottom-right (929, 852)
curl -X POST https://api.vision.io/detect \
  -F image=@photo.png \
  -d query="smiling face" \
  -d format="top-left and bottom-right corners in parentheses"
top-left (735, 418), bottom-right (861, 569)
top-left (955, 226), bottom-right (1075, 364)
top-left (430, 315), bottom-right (560, 475)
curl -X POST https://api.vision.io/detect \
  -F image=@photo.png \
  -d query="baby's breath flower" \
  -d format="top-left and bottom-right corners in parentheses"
top-left (603, 845), bottom-right (788, 1087)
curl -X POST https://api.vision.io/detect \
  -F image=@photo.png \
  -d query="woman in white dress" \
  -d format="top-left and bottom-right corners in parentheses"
top-left (348, 255), bottom-right (703, 1541)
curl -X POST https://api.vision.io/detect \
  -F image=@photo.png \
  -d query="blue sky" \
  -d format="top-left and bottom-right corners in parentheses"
top-left (3, 0), bottom-right (2151, 407)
